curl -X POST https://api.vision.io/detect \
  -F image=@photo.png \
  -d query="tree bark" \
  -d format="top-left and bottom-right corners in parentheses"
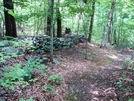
top-left (47, 0), bottom-right (51, 36)
top-left (0, 12), bottom-right (4, 37)
top-left (108, 29), bottom-right (111, 43)
top-left (88, 0), bottom-right (95, 42)
top-left (113, 29), bottom-right (117, 45)
top-left (3, 0), bottom-right (17, 37)
top-left (56, 1), bottom-right (62, 38)
top-left (50, 0), bottom-right (54, 62)
top-left (100, 2), bottom-right (115, 48)
top-left (56, 0), bottom-right (62, 37)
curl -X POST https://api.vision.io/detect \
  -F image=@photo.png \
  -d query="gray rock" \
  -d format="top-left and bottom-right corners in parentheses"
top-left (0, 90), bottom-right (6, 95)
top-left (0, 70), bottom-right (3, 77)
top-left (33, 34), bottom-right (86, 54)
top-left (1, 47), bottom-right (25, 55)
top-left (0, 41), bottom-right (10, 47)
top-left (0, 97), bottom-right (6, 101)
top-left (18, 48), bottom-right (26, 55)
top-left (42, 57), bottom-right (48, 63)
top-left (53, 59), bottom-right (61, 65)
top-left (2, 47), bottom-right (19, 55)
top-left (131, 52), bottom-right (134, 60)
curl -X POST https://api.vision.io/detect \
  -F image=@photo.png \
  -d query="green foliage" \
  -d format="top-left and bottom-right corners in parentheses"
top-left (0, 58), bottom-right (47, 90)
top-left (0, 66), bottom-right (25, 90)
top-left (1, 0), bottom-right (134, 48)
top-left (0, 52), bottom-right (7, 63)
top-left (19, 98), bottom-right (34, 101)
top-left (48, 74), bottom-right (63, 83)
top-left (0, 41), bottom-right (9, 47)
top-left (44, 84), bottom-right (55, 93)
top-left (124, 87), bottom-right (133, 92)
top-left (8, 10), bottom-right (16, 18)
top-left (43, 74), bottom-right (63, 93)
top-left (116, 81), bottom-right (123, 85)
top-left (92, 51), bottom-right (99, 55)
top-left (23, 57), bottom-right (47, 76)
top-left (122, 58), bottom-right (132, 69)
top-left (0, 39), bottom-right (33, 64)
top-left (11, 40), bottom-right (30, 48)
top-left (115, 58), bottom-right (134, 100)
top-left (65, 90), bottom-right (77, 101)
top-left (128, 98), bottom-right (134, 101)
top-left (3, 36), bottom-right (14, 40)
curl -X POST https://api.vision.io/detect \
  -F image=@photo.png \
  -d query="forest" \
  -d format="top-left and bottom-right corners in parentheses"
top-left (0, 0), bottom-right (134, 101)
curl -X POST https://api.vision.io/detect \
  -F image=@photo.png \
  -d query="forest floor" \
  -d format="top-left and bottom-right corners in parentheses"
top-left (0, 41), bottom-right (134, 101)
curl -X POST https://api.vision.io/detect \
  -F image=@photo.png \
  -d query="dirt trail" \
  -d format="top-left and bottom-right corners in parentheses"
top-left (50, 43), bottom-right (134, 101)
top-left (0, 43), bottom-right (134, 101)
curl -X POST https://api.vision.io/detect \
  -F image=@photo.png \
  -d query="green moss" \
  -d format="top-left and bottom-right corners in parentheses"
top-left (96, 58), bottom-right (113, 66)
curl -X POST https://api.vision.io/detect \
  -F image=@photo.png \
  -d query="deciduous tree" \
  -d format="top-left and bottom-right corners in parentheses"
top-left (47, 0), bottom-right (51, 36)
top-left (50, 0), bottom-right (54, 62)
top-left (88, 0), bottom-right (95, 42)
top-left (100, 1), bottom-right (115, 48)
top-left (56, 0), bottom-right (62, 37)
top-left (3, 0), bottom-right (17, 37)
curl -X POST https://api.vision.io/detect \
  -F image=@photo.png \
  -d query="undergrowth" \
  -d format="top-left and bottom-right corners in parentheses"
top-left (116, 58), bottom-right (134, 101)
top-left (0, 39), bottom-right (34, 65)
top-left (0, 58), bottom-right (47, 90)
top-left (0, 39), bottom-right (63, 100)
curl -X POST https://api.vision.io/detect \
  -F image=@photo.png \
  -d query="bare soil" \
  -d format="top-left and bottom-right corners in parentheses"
top-left (0, 42), bottom-right (134, 101)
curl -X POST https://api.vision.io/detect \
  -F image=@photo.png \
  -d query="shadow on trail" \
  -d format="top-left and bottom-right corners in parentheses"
top-left (64, 68), bottom-right (118, 101)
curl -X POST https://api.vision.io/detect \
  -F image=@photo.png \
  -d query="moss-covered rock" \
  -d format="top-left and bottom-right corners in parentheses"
top-left (33, 34), bottom-right (86, 54)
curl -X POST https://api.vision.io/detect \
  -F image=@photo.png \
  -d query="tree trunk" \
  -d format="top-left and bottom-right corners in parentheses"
top-left (108, 29), bottom-right (111, 43)
top-left (0, 12), bottom-right (4, 37)
top-left (0, 23), bottom-right (2, 37)
top-left (56, 9), bottom-right (61, 37)
top-left (88, 0), bottom-right (95, 42)
top-left (100, 2), bottom-right (115, 48)
top-left (50, 0), bottom-right (54, 62)
top-left (53, 24), bottom-right (55, 37)
top-left (3, 0), bottom-right (17, 37)
top-left (117, 28), bottom-right (120, 46)
top-left (113, 29), bottom-right (116, 45)
top-left (56, 1), bottom-right (62, 37)
top-left (47, 0), bottom-right (51, 36)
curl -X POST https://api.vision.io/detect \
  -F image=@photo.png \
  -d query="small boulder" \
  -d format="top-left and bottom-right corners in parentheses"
top-left (0, 97), bottom-right (6, 101)
top-left (1, 47), bottom-right (25, 55)
top-left (2, 47), bottom-right (20, 55)
top-left (0, 41), bottom-right (10, 47)
top-left (0, 70), bottom-right (4, 77)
